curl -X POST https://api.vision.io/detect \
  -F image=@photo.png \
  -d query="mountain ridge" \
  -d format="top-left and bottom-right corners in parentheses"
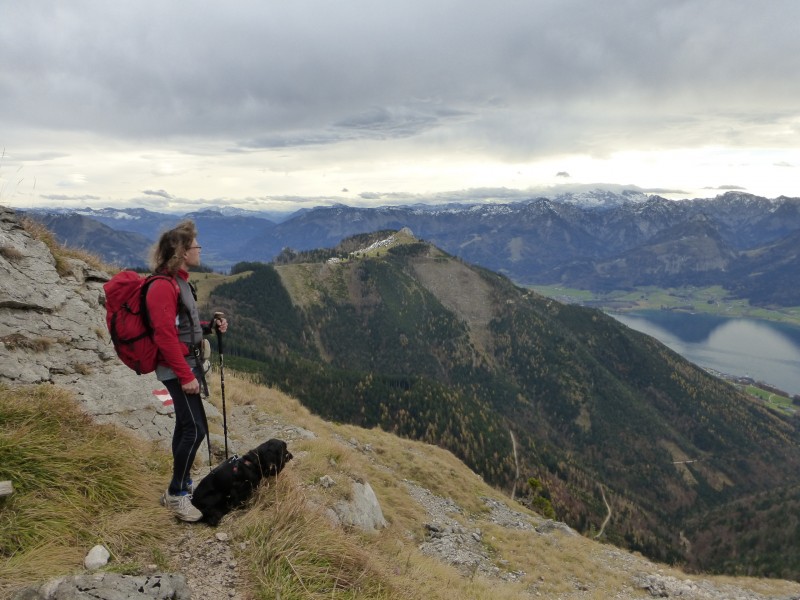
top-left (204, 229), bottom-right (800, 576)
top-left (22, 190), bottom-right (800, 306)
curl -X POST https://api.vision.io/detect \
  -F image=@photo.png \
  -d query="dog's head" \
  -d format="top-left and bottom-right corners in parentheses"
top-left (254, 438), bottom-right (293, 477)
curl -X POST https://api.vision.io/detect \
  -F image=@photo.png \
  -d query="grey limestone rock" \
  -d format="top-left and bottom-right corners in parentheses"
top-left (330, 480), bottom-right (388, 531)
top-left (12, 573), bottom-right (189, 600)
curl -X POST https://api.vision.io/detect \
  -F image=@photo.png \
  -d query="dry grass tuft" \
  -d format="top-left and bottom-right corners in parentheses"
top-left (73, 363), bottom-right (93, 376)
top-left (0, 333), bottom-right (54, 352)
top-left (234, 471), bottom-right (411, 599)
top-left (0, 384), bottom-right (174, 595)
top-left (18, 216), bottom-right (114, 275)
top-left (0, 244), bottom-right (24, 261)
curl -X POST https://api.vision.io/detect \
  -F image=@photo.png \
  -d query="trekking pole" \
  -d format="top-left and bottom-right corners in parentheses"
top-left (214, 312), bottom-right (229, 460)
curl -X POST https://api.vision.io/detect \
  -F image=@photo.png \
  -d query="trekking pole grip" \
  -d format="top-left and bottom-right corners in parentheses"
top-left (213, 311), bottom-right (225, 354)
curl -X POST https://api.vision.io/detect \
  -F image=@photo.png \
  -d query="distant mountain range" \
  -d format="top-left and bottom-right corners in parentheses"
top-left (206, 230), bottom-right (800, 577)
top-left (21, 190), bottom-right (800, 305)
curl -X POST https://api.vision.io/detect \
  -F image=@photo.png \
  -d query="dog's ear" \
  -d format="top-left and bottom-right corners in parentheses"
top-left (275, 441), bottom-right (292, 468)
top-left (258, 439), bottom-right (291, 476)
top-left (253, 439), bottom-right (278, 476)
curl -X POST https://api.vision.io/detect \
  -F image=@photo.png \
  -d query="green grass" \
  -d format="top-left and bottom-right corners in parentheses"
top-left (742, 385), bottom-right (797, 415)
top-left (190, 270), bottom-right (251, 306)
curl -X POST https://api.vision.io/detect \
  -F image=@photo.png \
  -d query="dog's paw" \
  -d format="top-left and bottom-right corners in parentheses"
top-left (205, 512), bottom-right (223, 527)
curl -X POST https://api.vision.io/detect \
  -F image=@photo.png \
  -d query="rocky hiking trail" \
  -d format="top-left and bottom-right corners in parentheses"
top-left (170, 393), bottom-right (800, 600)
top-left (164, 398), bottom-right (800, 600)
top-left (19, 389), bottom-right (800, 600)
top-left (162, 403), bottom-right (310, 600)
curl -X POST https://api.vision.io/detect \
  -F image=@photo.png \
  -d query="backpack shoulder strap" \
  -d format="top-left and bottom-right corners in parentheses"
top-left (140, 274), bottom-right (182, 331)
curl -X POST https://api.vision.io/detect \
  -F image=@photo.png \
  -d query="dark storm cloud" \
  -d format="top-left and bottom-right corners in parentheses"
top-left (143, 189), bottom-right (174, 200)
top-left (40, 194), bottom-right (101, 201)
top-left (238, 104), bottom-right (470, 149)
top-left (708, 185), bottom-right (748, 191)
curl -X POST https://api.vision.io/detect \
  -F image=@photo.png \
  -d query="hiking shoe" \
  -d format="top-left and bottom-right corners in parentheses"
top-left (159, 480), bottom-right (194, 504)
top-left (161, 490), bottom-right (203, 522)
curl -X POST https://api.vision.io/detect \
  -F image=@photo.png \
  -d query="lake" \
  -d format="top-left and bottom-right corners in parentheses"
top-left (609, 311), bottom-right (800, 397)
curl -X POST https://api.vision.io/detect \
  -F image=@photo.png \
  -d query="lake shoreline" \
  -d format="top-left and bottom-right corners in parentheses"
top-left (531, 284), bottom-right (800, 328)
top-left (609, 310), bottom-right (800, 402)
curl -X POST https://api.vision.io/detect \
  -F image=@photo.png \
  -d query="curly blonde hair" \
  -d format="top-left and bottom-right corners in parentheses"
top-left (150, 220), bottom-right (198, 274)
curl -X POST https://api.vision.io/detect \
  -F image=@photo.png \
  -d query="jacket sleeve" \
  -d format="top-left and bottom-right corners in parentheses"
top-left (146, 278), bottom-right (196, 385)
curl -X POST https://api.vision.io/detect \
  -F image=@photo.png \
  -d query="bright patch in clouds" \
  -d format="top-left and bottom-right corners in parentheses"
top-left (58, 174), bottom-right (87, 187)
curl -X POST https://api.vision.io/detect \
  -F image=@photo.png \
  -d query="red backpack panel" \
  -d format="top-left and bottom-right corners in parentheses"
top-left (103, 272), bottom-right (179, 375)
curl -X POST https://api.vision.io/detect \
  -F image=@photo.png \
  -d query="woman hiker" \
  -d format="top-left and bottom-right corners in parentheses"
top-left (147, 220), bottom-right (228, 522)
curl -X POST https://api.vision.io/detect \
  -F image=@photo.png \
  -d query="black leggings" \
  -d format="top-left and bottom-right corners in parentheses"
top-left (163, 373), bottom-right (208, 495)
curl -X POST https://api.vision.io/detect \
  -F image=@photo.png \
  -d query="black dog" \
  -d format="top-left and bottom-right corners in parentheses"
top-left (191, 438), bottom-right (293, 525)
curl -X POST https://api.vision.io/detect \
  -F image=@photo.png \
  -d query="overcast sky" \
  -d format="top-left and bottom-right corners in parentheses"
top-left (2, 1), bottom-right (799, 213)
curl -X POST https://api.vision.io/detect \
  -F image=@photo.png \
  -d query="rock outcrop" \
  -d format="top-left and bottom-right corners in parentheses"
top-left (1, 206), bottom-right (393, 599)
top-left (1, 206), bottom-right (198, 447)
top-left (13, 573), bottom-right (189, 600)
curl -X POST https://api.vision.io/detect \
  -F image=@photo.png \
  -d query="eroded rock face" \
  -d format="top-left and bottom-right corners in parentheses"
top-left (0, 206), bottom-right (176, 444)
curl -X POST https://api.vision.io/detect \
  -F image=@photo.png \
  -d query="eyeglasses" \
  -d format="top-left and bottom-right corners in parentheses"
top-left (188, 245), bottom-right (202, 250)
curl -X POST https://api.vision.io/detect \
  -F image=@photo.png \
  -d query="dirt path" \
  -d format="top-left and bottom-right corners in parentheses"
top-left (165, 526), bottom-right (246, 600)
top-left (163, 401), bottom-right (304, 599)
top-left (594, 484), bottom-right (612, 539)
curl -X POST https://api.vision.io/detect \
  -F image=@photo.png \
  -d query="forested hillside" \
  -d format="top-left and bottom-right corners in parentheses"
top-left (201, 231), bottom-right (800, 577)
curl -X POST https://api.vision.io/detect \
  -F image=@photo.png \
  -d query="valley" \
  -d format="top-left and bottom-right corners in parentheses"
top-left (531, 284), bottom-right (800, 326)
